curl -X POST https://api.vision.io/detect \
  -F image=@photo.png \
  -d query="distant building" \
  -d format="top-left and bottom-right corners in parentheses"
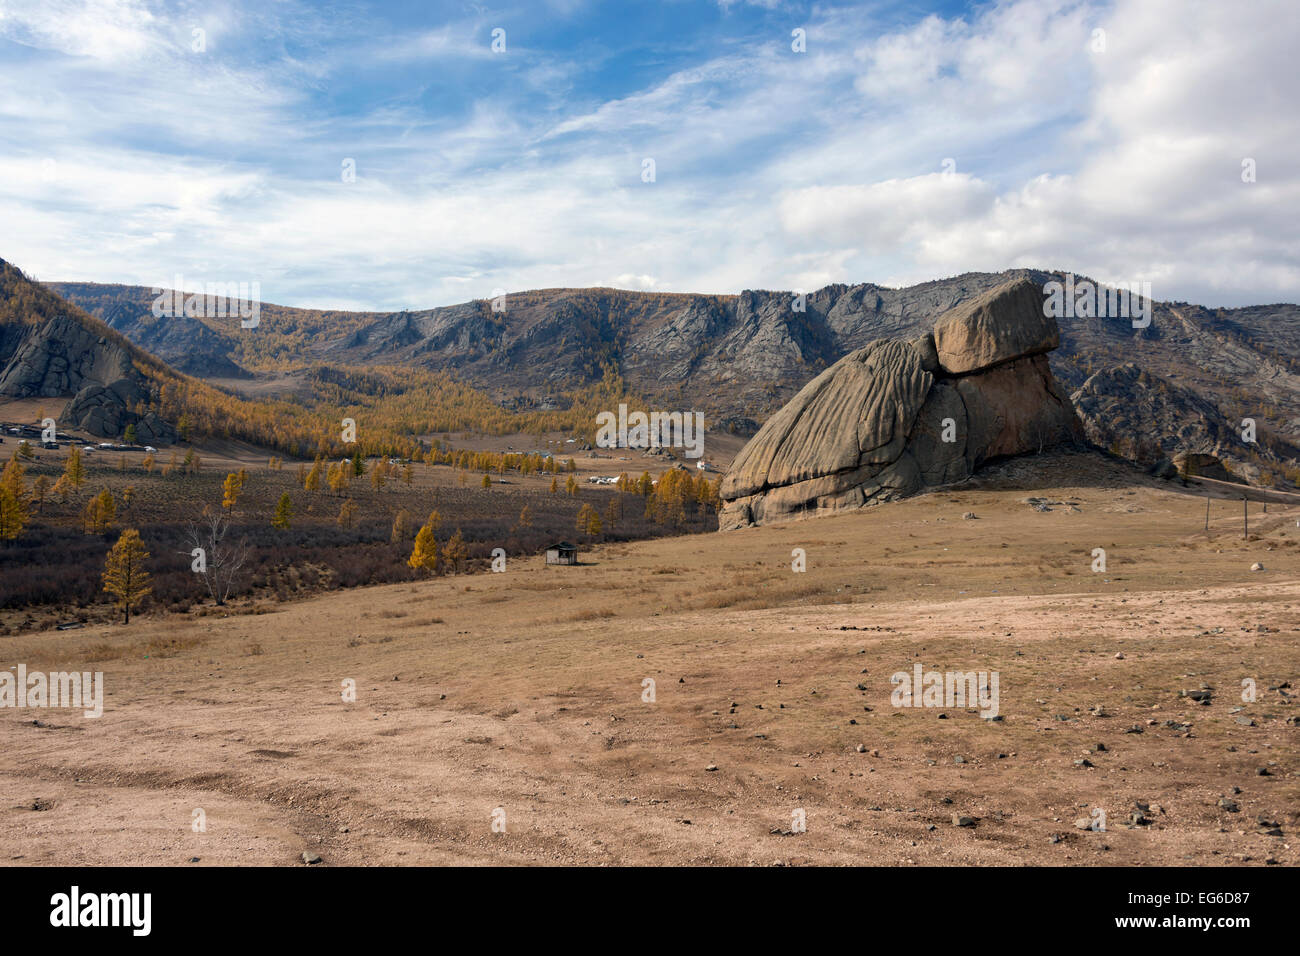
top-left (545, 541), bottom-right (578, 566)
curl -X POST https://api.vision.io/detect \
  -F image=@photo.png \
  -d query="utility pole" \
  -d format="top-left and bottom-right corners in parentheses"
top-left (1243, 496), bottom-right (1248, 540)
top-left (1205, 495), bottom-right (1210, 533)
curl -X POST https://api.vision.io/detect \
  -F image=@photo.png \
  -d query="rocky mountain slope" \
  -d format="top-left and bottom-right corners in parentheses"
top-left (0, 261), bottom-right (178, 442)
top-left (44, 271), bottom-right (1300, 485)
top-left (719, 279), bottom-right (1084, 528)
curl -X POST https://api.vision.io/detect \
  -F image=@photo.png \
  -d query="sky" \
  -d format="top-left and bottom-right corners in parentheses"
top-left (0, 0), bottom-right (1296, 311)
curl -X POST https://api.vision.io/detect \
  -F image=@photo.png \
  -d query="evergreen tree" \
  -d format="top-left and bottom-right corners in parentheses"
top-left (272, 492), bottom-right (293, 529)
top-left (337, 498), bottom-right (356, 528)
top-left (102, 528), bottom-right (152, 624)
top-left (221, 471), bottom-right (245, 510)
top-left (442, 528), bottom-right (468, 573)
top-left (63, 445), bottom-right (85, 489)
top-left (83, 488), bottom-right (116, 535)
top-left (0, 486), bottom-right (26, 541)
top-left (408, 523), bottom-right (439, 573)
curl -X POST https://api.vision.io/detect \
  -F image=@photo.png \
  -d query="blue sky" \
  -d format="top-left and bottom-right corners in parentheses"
top-left (0, 0), bottom-right (1296, 310)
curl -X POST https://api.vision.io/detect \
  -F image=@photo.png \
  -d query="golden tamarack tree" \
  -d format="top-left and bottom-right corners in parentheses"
top-left (102, 528), bottom-right (152, 624)
top-left (576, 503), bottom-right (602, 536)
top-left (272, 492), bottom-right (293, 530)
top-left (442, 529), bottom-right (468, 573)
top-left (221, 470), bottom-right (247, 510)
top-left (408, 523), bottom-right (439, 574)
top-left (63, 445), bottom-right (85, 489)
top-left (643, 469), bottom-right (721, 527)
top-left (0, 453), bottom-right (29, 540)
top-left (0, 485), bottom-right (26, 541)
top-left (83, 489), bottom-right (116, 535)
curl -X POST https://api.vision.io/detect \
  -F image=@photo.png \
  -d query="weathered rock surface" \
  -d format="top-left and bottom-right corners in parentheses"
top-left (720, 279), bottom-right (1082, 529)
top-left (1070, 362), bottom-right (1237, 468)
top-left (0, 314), bottom-right (134, 397)
top-left (932, 279), bottom-right (1059, 374)
top-left (65, 381), bottom-right (177, 444)
top-left (0, 261), bottom-right (180, 442)
top-left (721, 339), bottom-right (932, 501)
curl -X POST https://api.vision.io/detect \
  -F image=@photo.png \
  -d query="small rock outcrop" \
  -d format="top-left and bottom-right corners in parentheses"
top-left (1070, 362), bottom-right (1235, 468)
top-left (64, 380), bottom-right (177, 444)
top-left (1174, 452), bottom-right (1243, 483)
top-left (719, 278), bottom-right (1082, 529)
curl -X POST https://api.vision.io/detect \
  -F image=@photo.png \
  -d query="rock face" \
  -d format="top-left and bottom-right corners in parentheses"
top-left (64, 381), bottom-right (177, 444)
top-left (0, 314), bottom-right (135, 397)
top-left (931, 279), bottom-right (1059, 374)
top-left (1070, 362), bottom-right (1238, 471)
top-left (0, 270), bottom-right (179, 443)
top-left (719, 279), bottom-right (1082, 529)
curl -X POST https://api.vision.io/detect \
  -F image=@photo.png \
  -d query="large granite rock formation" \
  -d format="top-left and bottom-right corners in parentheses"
top-left (64, 381), bottom-right (177, 444)
top-left (0, 314), bottom-right (134, 397)
top-left (0, 311), bottom-right (177, 443)
top-left (719, 278), bottom-right (1083, 529)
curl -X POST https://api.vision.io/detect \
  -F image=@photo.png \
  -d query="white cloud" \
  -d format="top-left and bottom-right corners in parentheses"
top-left (0, 0), bottom-right (1295, 311)
top-left (613, 274), bottom-right (659, 290)
top-left (0, 0), bottom-right (160, 61)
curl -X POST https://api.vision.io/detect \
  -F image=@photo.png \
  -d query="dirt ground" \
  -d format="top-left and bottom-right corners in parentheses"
top-left (2, 451), bottom-right (1297, 866)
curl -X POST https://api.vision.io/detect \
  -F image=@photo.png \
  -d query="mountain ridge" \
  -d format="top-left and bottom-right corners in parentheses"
top-left (28, 265), bottom-right (1300, 487)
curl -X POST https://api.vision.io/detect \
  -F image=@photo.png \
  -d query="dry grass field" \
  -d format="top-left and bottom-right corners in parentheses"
top-left (2, 451), bottom-right (1297, 866)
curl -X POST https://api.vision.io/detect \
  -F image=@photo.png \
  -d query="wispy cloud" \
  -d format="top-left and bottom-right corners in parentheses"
top-left (0, 0), bottom-right (1295, 309)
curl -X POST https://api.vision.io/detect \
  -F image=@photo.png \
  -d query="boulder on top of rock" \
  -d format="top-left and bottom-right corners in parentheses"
top-left (932, 278), bottom-right (1058, 375)
top-left (719, 279), bottom-right (1082, 530)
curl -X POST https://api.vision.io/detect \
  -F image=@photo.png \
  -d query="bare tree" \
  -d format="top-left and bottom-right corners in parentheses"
top-left (183, 510), bottom-right (249, 606)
